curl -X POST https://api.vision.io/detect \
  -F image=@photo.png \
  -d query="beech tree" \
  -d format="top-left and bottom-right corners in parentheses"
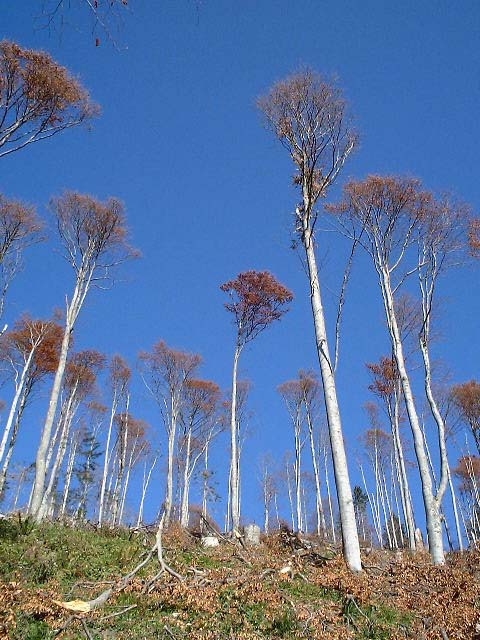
top-left (0, 315), bottom-right (62, 497)
top-left (454, 455), bottom-right (480, 543)
top-left (0, 195), bottom-right (42, 323)
top-left (469, 219), bottom-right (480, 255)
top-left (178, 378), bottom-right (221, 528)
top-left (278, 378), bottom-right (306, 533)
top-left (39, 349), bottom-right (105, 518)
top-left (139, 340), bottom-right (201, 527)
top-left (333, 176), bottom-right (467, 564)
top-left (0, 40), bottom-right (98, 159)
top-left (451, 381), bottom-right (480, 455)
top-left (30, 192), bottom-right (135, 520)
top-left (221, 270), bottom-right (292, 534)
top-left (110, 412), bottom-right (148, 526)
top-left (258, 70), bottom-right (362, 571)
top-left (98, 355), bottom-right (131, 525)
top-left (366, 356), bottom-right (416, 550)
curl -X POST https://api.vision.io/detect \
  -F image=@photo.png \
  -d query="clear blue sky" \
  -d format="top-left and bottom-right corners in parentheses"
top-left (1, 1), bottom-right (479, 529)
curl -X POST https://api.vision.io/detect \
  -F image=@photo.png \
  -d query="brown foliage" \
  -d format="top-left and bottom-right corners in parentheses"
top-left (257, 70), bottom-right (357, 226)
top-left (469, 218), bottom-right (480, 255)
top-left (331, 176), bottom-right (431, 259)
top-left (0, 194), bottom-right (42, 260)
top-left (366, 356), bottom-right (398, 399)
top-left (65, 349), bottom-right (106, 398)
top-left (0, 40), bottom-right (98, 158)
top-left (453, 455), bottom-right (480, 493)
top-left (221, 271), bottom-right (292, 347)
top-left (2, 315), bottom-right (63, 383)
top-left (51, 191), bottom-right (137, 272)
top-left (451, 380), bottom-right (480, 452)
top-left (183, 379), bottom-right (221, 429)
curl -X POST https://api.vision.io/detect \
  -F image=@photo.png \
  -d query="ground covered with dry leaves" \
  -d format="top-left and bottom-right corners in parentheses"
top-left (0, 518), bottom-right (478, 640)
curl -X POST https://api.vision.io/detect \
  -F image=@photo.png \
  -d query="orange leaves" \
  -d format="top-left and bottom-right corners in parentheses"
top-left (51, 191), bottom-right (137, 270)
top-left (469, 218), bottom-right (480, 256)
top-left (0, 193), bottom-right (42, 258)
top-left (257, 70), bottom-right (357, 205)
top-left (0, 40), bottom-right (98, 157)
top-left (221, 271), bottom-right (293, 346)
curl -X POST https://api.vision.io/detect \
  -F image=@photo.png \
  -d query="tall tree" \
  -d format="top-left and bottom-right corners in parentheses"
top-left (30, 192), bottom-right (135, 520)
top-left (221, 270), bottom-right (292, 534)
top-left (278, 376), bottom-right (307, 533)
top-left (0, 40), bottom-right (98, 159)
top-left (98, 354), bottom-right (131, 525)
top-left (333, 175), bottom-right (464, 564)
top-left (366, 356), bottom-right (416, 550)
top-left (139, 340), bottom-right (201, 527)
top-left (0, 195), bottom-right (42, 324)
top-left (39, 349), bottom-right (105, 518)
top-left (258, 70), bottom-right (362, 571)
top-left (451, 381), bottom-right (480, 455)
top-left (178, 378), bottom-right (221, 528)
top-left (0, 315), bottom-right (62, 497)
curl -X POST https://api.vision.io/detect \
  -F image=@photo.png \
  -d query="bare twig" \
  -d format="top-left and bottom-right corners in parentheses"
top-left (97, 604), bottom-right (137, 622)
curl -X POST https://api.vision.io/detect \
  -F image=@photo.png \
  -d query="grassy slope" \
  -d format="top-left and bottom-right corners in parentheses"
top-left (0, 518), bottom-right (478, 640)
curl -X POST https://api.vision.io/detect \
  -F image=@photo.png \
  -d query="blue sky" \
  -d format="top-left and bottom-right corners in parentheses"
top-left (1, 1), bottom-right (479, 530)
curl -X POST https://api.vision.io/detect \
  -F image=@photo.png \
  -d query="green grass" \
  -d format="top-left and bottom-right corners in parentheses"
top-left (0, 519), bottom-right (412, 640)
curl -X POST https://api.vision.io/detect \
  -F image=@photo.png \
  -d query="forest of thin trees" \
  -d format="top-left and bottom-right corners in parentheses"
top-left (1, 32), bottom-right (480, 575)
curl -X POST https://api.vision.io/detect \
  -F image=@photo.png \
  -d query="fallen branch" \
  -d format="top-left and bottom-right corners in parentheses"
top-left (53, 513), bottom-right (183, 615)
top-left (97, 604), bottom-right (138, 622)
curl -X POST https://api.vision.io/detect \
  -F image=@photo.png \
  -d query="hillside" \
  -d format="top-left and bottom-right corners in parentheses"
top-left (0, 518), bottom-right (478, 640)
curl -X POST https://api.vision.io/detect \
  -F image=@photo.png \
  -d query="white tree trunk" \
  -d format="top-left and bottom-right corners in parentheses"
top-left (380, 267), bottom-right (444, 564)
top-left (303, 227), bottom-right (361, 571)
top-left (180, 431), bottom-right (192, 528)
top-left (164, 399), bottom-right (177, 527)
top-left (306, 411), bottom-right (326, 537)
top-left (391, 391), bottom-right (416, 550)
top-left (30, 312), bottom-right (73, 519)
top-left (0, 381), bottom-right (29, 497)
top-left (136, 454), bottom-right (157, 528)
top-left (447, 461), bottom-right (463, 552)
top-left (0, 350), bottom-right (35, 465)
top-left (60, 433), bottom-right (78, 519)
top-left (229, 345), bottom-right (241, 532)
top-left (98, 389), bottom-right (118, 525)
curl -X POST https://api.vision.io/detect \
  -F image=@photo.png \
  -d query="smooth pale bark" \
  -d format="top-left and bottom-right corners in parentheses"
top-left (285, 460), bottom-right (295, 531)
top-left (11, 466), bottom-right (30, 511)
top-left (0, 380), bottom-right (30, 497)
top-left (180, 431), bottom-right (192, 528)
top-left (164, 396), bottom-right (177, 528)
top-left (38, 395), bottom-right (79, 519)
top-left (111, 398), bottom-right (130, 527)
top-left (0, 349), bottom-right (35, 465)
top-left (447, 462), bottom-right (463, 551)
top-left (30, 306), bottom-right (74, 519)
top-left (391, 388), bottom-right (416, 550)
top-left (59, 433), bottom-right (78, 519)
top-left (303, 226), bottom-right (361, 571)
top-left (323, 446), bottom-right (337, 545)
top-left (294, 411), bottom-right (303, 532)
top-left (98, 388), bottom-right (118, 526)
top-left (360, 464), bottom-right (382, 546)
top-left (305, 409), bottom-right (326, 536)
top-left (263, 479), bottom-right (270, 534)
top-left (201, 444), bottom-right (210, 530)
top-left (379, 266), bottom-right (445, 564)
top-left (136, 454), bottom-right (157, 528)
top-left (229, 345), bottom-right (241, 533)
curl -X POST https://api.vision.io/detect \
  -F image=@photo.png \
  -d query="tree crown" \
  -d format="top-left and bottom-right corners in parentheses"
top-left (221, 270), bottom-right (292, 347)
top-left (0, 40), bottom-right (98, 158)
